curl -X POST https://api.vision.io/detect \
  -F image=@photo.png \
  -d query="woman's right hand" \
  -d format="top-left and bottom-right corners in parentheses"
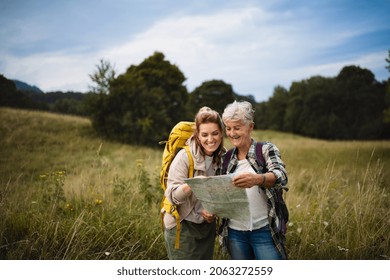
top-left (233, 172), bottom-right (258, 188)
top-left (201, 209), bottom-right (216, 223)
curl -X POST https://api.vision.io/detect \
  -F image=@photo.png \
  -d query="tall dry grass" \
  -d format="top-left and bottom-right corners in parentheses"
top-left (251, 131), bottom-right (390, 259)
top-left (0, 108), bottom-right (389, 259)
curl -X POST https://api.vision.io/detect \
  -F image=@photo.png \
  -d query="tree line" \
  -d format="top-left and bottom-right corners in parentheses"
top-left (1, 51), bottom-right (389, 145)
top-left (255, 66), bottom-right (389, 140)
top-left (0, 76), bottom-right (88, 116)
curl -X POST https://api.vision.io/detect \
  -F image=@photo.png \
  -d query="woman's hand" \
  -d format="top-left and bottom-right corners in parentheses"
top-left (201, 209), bottom-right (216, 223)
top-left (232, 172), bottom-right (260, 188)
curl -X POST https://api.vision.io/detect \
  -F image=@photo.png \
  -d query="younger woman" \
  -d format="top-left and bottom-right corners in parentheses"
top-left (163, 107), bottom-right (225, 259)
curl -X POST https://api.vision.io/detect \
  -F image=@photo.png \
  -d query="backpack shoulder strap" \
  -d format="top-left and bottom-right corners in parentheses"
top-left (222, 148), bottom-right (234, 174)
top-left (163, 146), bottom-right (194, 250)
top-left (183, 146), bottom-right (194, 178)
top-left (255, 141), bottom-right (267, 172)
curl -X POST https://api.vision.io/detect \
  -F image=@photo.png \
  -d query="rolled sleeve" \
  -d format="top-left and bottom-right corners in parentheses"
top-left (263, 143), bottom-right (288, 189)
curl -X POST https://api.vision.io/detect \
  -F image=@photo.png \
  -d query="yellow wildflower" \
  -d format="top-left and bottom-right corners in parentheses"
top-left (95, 199), bottom-right (103, 205)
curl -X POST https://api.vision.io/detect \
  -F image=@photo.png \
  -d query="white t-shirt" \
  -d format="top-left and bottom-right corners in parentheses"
top-left (205, 155), bottom-right (214, 175)
top-left (228, 159), bottom-right (269, 231)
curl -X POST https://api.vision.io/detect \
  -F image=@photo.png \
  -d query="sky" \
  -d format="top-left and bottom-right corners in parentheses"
top-left (0, 0), bottom-right (389, 102)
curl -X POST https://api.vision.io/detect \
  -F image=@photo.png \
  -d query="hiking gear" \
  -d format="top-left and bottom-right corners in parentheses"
top-left (159, 121), bottom-right (195, 249)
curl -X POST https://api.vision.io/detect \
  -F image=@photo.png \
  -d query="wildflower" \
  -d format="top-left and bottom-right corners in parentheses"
top-left (105, 252), bottom-right (110, 256)
top-left (323, 221), bottom-right (329, 227)
top-left (337, 245), bottom-right (349, 252)
top-left (288, 222), bottom-right (294, 227)
top-left (136, 159), bottom-right (143, 168)
top-left (296, 204), bottom-right (301, 208)
top-left (39, 174), bottom-right (47, 179)
top-left (56, 170), bottom-right (66, 176)
top-left (297, 227), bottom-right (302, 233)
top-left (95, 199), bottom-right (103, 205)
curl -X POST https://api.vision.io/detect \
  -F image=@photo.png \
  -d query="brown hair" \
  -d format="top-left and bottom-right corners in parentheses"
top-left (193, 107), bottom-right (224, 166)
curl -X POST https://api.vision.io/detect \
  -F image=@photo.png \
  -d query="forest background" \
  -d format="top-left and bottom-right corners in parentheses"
top-left (1, 50), bottom-right (390, 145)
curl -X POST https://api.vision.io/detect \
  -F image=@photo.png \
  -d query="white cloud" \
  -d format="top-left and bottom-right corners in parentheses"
top-left (1, 4), bottom-right (387, 100)
top-left (2, 50), bottom-right (98, 92)
top-left (101, 6), bottom-right (298, 98)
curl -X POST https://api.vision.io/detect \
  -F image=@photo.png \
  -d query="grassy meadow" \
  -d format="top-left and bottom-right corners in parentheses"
top-left (0, 107), bottom-right (389, 260)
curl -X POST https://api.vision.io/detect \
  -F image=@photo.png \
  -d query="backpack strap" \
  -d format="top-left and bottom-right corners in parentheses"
top-left (258, 142), bottom-right (289, 235)
top-left (255, 141), bottom-right (267, 172)
top-left (224, 142), bottom-right (265, 174)
top-left (222, 148), bottom-right (234, 174)
top-left (171, 146), bottom-right (194, 249)
top-left (184, 146), bottom-right (194, 178)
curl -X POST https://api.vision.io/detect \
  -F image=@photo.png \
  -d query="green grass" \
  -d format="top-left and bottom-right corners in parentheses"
top-left (0, 107), bottom-right (389, 259)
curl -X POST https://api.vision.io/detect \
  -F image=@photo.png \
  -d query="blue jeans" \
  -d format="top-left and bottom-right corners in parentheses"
top-left (228, 227), bottom-right (282, 260)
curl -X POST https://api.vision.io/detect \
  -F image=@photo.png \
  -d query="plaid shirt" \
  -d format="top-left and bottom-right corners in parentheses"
top-left (223, 139), bottom-right (288, 259)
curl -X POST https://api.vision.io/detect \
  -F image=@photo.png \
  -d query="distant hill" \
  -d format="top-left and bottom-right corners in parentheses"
top-left (13, 80), bottom-right (44, 94)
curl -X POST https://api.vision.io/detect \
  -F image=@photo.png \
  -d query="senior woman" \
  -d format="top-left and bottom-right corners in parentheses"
top-left (221, 100), bottom-right (288, 260)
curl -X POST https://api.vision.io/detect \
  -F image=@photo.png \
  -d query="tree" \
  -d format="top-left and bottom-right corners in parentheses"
top-left (89, 52), bottom-right (189, 146)
top-left (88, 59), bottom-right (116, 95)
top-left (51, 98), bottom-right (86, 115)
top-left (335, 66), bottom-right (385, 139)
top-left (383, 80), bottom-right (390, 137)
top-left (0, 75), bottom-right (34, 108)
top-left (283, 80), bottom-right (307, 135)
top-left (253, 101), bottom-right (269, 129)
top-left (266, 86), bottom-right (289, 131)
top-left (382, 51), bottom-right (390, 136)
top-left (188, 80), bottom-right (236, 116)
top-left (283, 66), bottom-right (386, 140)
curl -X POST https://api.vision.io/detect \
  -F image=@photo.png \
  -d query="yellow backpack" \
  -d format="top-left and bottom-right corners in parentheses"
top-left (159, 121), bottom-right (195, 249)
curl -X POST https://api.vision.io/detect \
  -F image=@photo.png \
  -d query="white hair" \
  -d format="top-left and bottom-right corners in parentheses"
top-left (222, 100), bottom-right (255, 126)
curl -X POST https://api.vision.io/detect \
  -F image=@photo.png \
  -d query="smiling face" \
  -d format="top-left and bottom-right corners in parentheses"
top-left (224, 119), bottom-right (253, 150)
top-left (197, 122), bottom-right (223, 156)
